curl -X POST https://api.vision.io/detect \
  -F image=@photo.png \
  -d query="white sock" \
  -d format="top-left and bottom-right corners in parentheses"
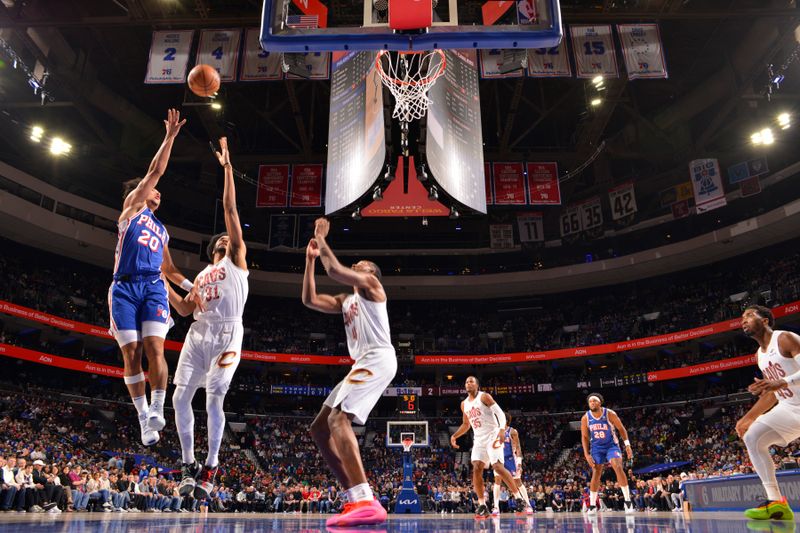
top-left (590, 491), bottom-right (598, 507)
top-left (346, 483), bottom-right (373, 503)
top-left (519, 484), bottom-right (531, 506)
top-left (621, 485), bottom-right (631, 502)
top-left (150, 389), bottom-right (166, 410)
top-left (765, 483), bottom-right (782, 501)
top-left (492, 485), bottom-right (500, 509)
top-left (133, 395), bottom-right (149, 417)
top-left (205, 392), bottom-right (226, 469)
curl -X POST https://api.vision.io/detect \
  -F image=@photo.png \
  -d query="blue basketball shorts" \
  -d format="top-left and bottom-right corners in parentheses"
top-left (591, 444), bottom-right (622, 465)
top-left (108, 275), bottom-right (171, 346)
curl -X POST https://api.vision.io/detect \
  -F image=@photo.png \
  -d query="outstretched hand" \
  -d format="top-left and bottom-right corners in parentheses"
top-left (214, 137), bottom-right (231, 168)
top-left (314, 218), bottom-right (330, 240)
top-left (748, 377), bottom-right (788, 396)
top-left (306, 239), bottom-right (320, 261)
top-left (164, 108), bottom-right (187, 138)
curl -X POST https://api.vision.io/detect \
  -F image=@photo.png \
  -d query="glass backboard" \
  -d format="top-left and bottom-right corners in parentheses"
top-left (261, 0), bottom-right (562, 52)
top-left (386, 420), bottom-right (429, 448)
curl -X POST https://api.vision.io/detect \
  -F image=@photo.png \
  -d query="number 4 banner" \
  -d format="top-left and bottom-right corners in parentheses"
top-left (517, 213), bottom-right (544, 243)
top-left (196, 29), bottom-right (242, 82)
top-left (570, 25), bottom-right (618, 79)
top-left (609, 182), bottom-right (638, 220)
top-left (145, 30), bottom-right (194, 84)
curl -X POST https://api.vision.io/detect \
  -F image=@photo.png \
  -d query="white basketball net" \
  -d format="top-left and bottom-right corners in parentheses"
top-left (376, 49), bottom-right (447, 123)
top-left (401, 437), bottom-right (414, 453)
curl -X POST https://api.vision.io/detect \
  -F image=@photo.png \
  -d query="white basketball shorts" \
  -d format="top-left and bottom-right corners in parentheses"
top-left (755, 400), bottom-right (800, 444)
top-left (323, 349), bottom-right (397, 425)
top-left (471, 433), bottom-right (505, 468)
top-left (173, 319), bottom-right (243, 395)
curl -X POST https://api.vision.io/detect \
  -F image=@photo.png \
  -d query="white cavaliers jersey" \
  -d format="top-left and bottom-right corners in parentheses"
top-left (193, 256), bottom-right (249, 322)
top-left (758, 330), bottom-right (800, 406)
top-left (341, 292), bottom-right (393, 360)
top-left (463, 391), bottom-right (499, 440)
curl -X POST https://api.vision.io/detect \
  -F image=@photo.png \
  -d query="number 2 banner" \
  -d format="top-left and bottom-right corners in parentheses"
top-left (196, 29), bottom-right (242, 82)
top-left (570, 25), bottom-right (618, 79)
top-left (145, 30), bottom-right (194, 84)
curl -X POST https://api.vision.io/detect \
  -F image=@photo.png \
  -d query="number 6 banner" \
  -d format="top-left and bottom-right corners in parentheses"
top-left (196, 29), bottom-right (242, 82)
top-left (570, 25), bottom-right (618, 79)
top-left (145, 30), bottom-right (194, 84)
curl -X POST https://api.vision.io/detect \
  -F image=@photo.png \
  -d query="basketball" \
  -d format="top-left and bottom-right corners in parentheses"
top-left (188, 64), bottom-right (220, 97)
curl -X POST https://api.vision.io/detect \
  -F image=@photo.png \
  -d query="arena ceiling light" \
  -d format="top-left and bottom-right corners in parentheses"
top-left (751, 128), bottom-right (774, 146)
top-left (30, 125), bottom-right (43, 142)
top-left (590, 98), bottom-right (602, 107)
top-left (211, 102), bottom-right (222, 110)
top-left (49, 137), bottom-right (71, 155)
top-left (778, 112), bottom-right (791, 129)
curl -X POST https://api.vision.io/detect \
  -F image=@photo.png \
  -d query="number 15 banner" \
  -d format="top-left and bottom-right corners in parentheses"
top-left (570, 25), bottom-right (618, 79)
top-left (196, 29), bottom-right (242, 82)
top-left (145, 30), bottom-right (194, 84)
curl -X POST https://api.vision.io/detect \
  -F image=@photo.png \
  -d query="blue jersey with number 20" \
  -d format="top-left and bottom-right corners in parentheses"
top-left (114, 207), bottom-right (169, 275)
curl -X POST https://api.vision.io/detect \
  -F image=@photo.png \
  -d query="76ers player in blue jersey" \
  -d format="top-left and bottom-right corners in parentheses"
top-left (580, 393), bottom-right (634, 514)
top-left (491, 417), bottom-right (533, 515)
top-left (109, 109), bottom-right (196, 446)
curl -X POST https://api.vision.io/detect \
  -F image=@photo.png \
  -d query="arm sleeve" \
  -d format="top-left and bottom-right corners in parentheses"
top-left (490, 402), bottom-right (506, 429)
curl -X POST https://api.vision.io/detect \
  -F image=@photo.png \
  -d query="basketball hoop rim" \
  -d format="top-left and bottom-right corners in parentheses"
top-left (401, 437), bottom-right (414, 452)
top-left (375, 49), bottom-right (447, 87)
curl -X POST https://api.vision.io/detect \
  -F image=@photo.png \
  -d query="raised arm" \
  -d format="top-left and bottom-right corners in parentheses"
top-left (450, 402), bottom-right (471, 448)
top-left (214, 137), bottom-right (247, 270)
top-left (302, 239), bottom-right (346, 314)
top-left (121, 109), bottom-right (186, 218)
top-left (313, 218), bottom-right (383, 297)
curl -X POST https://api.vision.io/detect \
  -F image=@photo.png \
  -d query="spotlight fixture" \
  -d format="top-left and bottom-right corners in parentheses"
top-left (211, 102), bottom-right (222, 110)
top-left (590, 98), bottom-right (602, 107)
top-left (428, 185), bottom-right (438, 201)
top-left (778, 112), bottom-right (791, 129)
top-left (49, 137), bottom-right (71, 156)
top-left (30, 125), bottom-right (43, 142)
top-left (592, 75), bottom-right (603, 85)
top-left (417, 164), bottom-right (429, 182)
top-left (372, 186), bottom-right (383, 201)
top-left (351, 207), bottom-right (362, 221)
top-left (449, 206), bottom-right (460, 219)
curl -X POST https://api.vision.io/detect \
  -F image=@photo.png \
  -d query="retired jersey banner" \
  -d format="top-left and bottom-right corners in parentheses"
top-left (560, 205), bottom-right (582, 237)
top-left (286, 52), bottom-right (331, 80)
top-left (527, 40), bottom-right (572, 78)
top-left (492, 162), bottom-right (527, 205)
top-left (527, 162), bottom-right (561, 205)
top-left (290, 164), bottom-right (323, 207)
top-left (570, 25), bottom-right (618, 79)
top-left (145, 30), bottom-right (194, 84)
top-left (609, 182), bottom-right (638, 220)
top-left (580, 197), bottom-right (603, 231)
top-left (480, 49), bottom-right (525, 79)
top-left (689, 158), bottom-right (727, 213)
top-left (256, 164), bottom-right (290, 207)
top-left (485, 163), bottom-right (493, 205)
top-left (517, 212), bottom-right (544, 242)
top-left (240, 28), bottom-right (282, 80)
top-left (196, 29), bottom-right (242, 82)
top-left (617, 24), bottom-right (668, 80)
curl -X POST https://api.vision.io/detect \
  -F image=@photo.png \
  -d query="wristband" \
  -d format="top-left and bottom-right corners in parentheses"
top-left (624, 440), bottom-right (631, 447)
top-left (180, 279), bottom-right (194, 292)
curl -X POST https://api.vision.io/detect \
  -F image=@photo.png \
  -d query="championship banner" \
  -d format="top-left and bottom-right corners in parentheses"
top-left (647, 354), bottom-right (756, 382)
top-left (479, 49), bottom-right (525, 79)
top-left (689, 158), bottom-right (727, 213)
top-left (740, 176), bottom-right (762, 198)
top-left (609, 182), bottom-right (638, 220)
top-left (256, 164), bottom-right (290, 207)
top-left (240, 28), bottom-right (282, 81)
top-left (144, 30), bottom-right (194, 84)
top-left (196, 29), bottom-right (242, 83)
top-left (490, 224), bottom-right (515, 249)
top-left (289, 164), bottom-right (323, 207)
top-left (485, 163), bottom-right (493, 205)
top-left (728, 157), bottom-right (769, 185)
top-left (616, 24), bottom-right (668, 80)
top-left (517, 212), bottom-right (544, 242)
top-left (527, 40), bottom-right (572, 78)
top-left (492, 162), bottom-right (527, 205)
top-left (286, 52), bottom-right (331, 80)
top-left (570, 25), bottom-right (618, 79)
top-left (659, 181), bottom-right (693, 208)
top-left (559, 205), bottom-right (582, 237)
top-left (580, 197), bottom-right (603, 231)
top-left (527, 162), bottom-right (561, 205)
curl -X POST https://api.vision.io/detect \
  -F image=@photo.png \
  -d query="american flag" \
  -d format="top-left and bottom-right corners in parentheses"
top-left (286, 15), bottom-right (319, 29)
